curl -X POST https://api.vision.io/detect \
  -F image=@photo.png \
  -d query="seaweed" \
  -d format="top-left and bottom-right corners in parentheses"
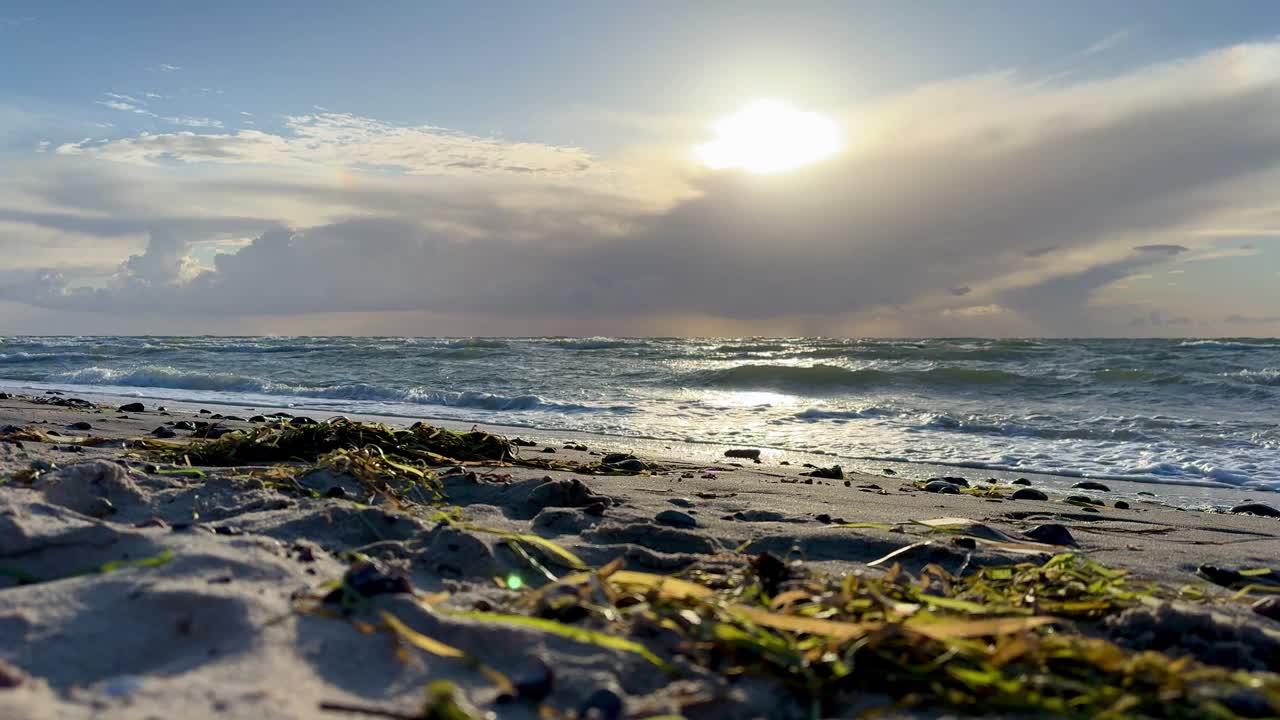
top-left (140, 418), bottom-right (514, 468)
top-left (302, 548), bottom-right (1280, 718)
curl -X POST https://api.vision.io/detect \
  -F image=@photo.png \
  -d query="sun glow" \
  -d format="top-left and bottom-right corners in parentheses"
top-left (694, 99), bottom-right (843, 174)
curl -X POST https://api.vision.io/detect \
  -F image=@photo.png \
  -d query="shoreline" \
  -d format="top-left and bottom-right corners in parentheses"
top-left (3, 392), bottom-right (1280, 718)
top-left (0, 378), bottom-right (1267, 510)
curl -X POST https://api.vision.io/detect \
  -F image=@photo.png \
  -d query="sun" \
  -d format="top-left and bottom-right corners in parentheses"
top-left (694, 99), bottom-right (843, 174)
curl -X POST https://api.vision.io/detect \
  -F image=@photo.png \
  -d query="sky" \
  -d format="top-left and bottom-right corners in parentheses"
top-left (1, 1), bottom-right (1279, 337)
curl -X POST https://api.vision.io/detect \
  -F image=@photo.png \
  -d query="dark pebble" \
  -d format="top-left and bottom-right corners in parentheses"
top-left (1012, 478), bottom-right (1031, 486)
top-left (815, 513), bottom-right (832, 523)
top-left (654, 510), bottom-right (697, 528)
top-left (210, 414), bottom-right (224, 419)
top-left (1024, 523), bottom-right (1077, 546)
top-left (577, 688), bottom-right (623, 720)
top-left (1137, 491), bottom-right (1155, 497)
top-left (724, 448), bottom-right (761, 460)
top-left (542, 447), bottom-right (557, 453)
top-left (289, 416), bottom-right (317, 426)
top-left (668, 498), bottom-right (695, 508)
top-left (151, 426), bottom-right (177, 438)
top-left (67, 421), bottom-right (93, 431)
top-left (511, 437), bottom-right (537, 447)
top-left (323, 562), bottom-right (412, 604)
top-left (118, 402), bottom-right (145, 413)
top-left (806, 465), bottom-right (844, 480)
top-left (882, 468), bottom-right (896, 475)
top-left (509, 658), bottom-right (554, 702)
top-left (324, 487), bottom-right (347, 499)
top-left (198, 409), bottom-right (211, 414)
top-left (601, 452), bottom-right (633, 464)
top-left (1230, 502), bottom-right (1280, 518)
top-left (1065, 495), bottom-right (1103, 506)
top-left (609, 458), bottom-right (648, 472)
top-left (212, 525), bottom-right (243, 536)
top-left (1252, 596), bottom-right (1280, 621)
top-left (173, 420), bottom-right (197, 431)
top-left (1010, 488), bottom-right (1048, 501)
top-left (1114, 500), bottom-right (1130, 509)
top-left (924, 480), bottom-right (959, 494)
top-left (940, 476), bottom-right (969, 487)
top-left (1072, 481), bottom-right (1111, 492)
top-left (248, 415), bottom-right (266, 423)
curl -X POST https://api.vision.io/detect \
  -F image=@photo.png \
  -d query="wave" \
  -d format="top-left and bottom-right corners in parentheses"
top-left (0, 352), bottom-right (95, 364)
top-left (1179, 340), bottom-right (1278, 350)
top-left (1223, 368), bottom-right (1280, 386)
top-left (681, 363), bottom-right (1056, 393)
top-left (548, 338), bottom-right (641, 350)
top-left (440, 338), bottom-right (510, 349)
top-left (794, 406), bottom-right (894, 420)
top-left (43, 365), bottom-right (612, 414)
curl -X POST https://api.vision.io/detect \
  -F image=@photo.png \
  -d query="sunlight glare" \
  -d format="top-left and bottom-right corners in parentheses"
top-left (694, 99), bottom-right (843, 174)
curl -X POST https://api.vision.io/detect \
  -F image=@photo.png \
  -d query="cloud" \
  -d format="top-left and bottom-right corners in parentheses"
top-left (94, 93), bottom-right (224, 128)
top-left (5, 42), bottom-right (1280, 335)
top-left (157, 64), bottom-right (180, 72)
top-left (57, 111), bottom-right (597, 178)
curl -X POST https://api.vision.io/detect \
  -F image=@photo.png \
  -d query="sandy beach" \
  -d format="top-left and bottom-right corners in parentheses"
top-left (3, 391), bottom-right (1280, 719)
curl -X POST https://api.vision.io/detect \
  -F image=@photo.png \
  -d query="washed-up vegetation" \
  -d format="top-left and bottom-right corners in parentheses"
top-left (305, 543), bottom-right (1280, 720)
top-left (139, 418), bottom-right (516, 467)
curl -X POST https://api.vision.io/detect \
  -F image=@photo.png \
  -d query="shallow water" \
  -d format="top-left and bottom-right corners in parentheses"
top-left (1, 336), bottom-right (1277, 493)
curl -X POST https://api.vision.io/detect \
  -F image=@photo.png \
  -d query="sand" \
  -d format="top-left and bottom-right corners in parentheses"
top-left (2, 392), bottom-right (1280, 719)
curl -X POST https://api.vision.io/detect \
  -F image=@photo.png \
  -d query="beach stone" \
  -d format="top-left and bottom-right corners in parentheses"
top-left (1137, 491), bottom-right (1155, 496)
top-left (67, 421), bottom-right (93, 431)
top-left (541, 447), bottom-right (557, 453)
top-left (732, 510), bottom-right (789, 522)
top-left (117, 402), bottom-right (145, 413)
top-left (807, 465), bottom-right (844, 480)
top-left (1230, 502), bottom-right (1280, 518)
top-left (1115, 500), bottom-right (1130, 509)
top-left (289, 416), bottom-right (317, 426)
top-left (151, 426), bottom-right (177, 438)
top-left (1012, 478), bottom-right (1031, 486)
top-left (1066, 495), bottom-right (1104, 506)
top-left (1252, 596), bottom-right (1280, 621)
top-left (173, 420), bottom-right (197, 431)
top-left (668, 498), bottom-right (695, 508)
top-left (601, 453), bottom-right (633, 465)
top-left (939, 476), bottom-right (969, 487)
top-left (577, 688), bottom-right (623, 720)
top-left (32, 461), bottom-right (148, 518)
top-left (1010, 488), bottom-right (1048, 501)
top-left (1024, 524), bottom-right (1077, 546)
top-left (1072, 481), bottom-right (1112, 492)
top-left (654, 510), bottom-right (697, 528)
top-left (724, 448), bottom-right (761, 461)
top-left (607, 458), bottom-right (649, 472)
top-left (924, 480), bottom-right (959, 494)
top-left (248, 415), bottom-right (266, 423)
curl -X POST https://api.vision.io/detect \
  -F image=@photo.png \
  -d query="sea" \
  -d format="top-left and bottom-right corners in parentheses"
top-left (1, 337), bottom-right (1277, 503)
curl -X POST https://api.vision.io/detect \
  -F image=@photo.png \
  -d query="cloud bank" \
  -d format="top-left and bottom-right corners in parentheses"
top-left (3, 42), bottom-right (1280, 336)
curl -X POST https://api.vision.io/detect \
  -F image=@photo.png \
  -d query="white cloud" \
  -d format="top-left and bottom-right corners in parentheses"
top-left (157, 64), bottom-right (180, 72)
top-left (35, 140), bottom-right (49, 153)
top-left (57, 111), bottom-right (599, 178)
